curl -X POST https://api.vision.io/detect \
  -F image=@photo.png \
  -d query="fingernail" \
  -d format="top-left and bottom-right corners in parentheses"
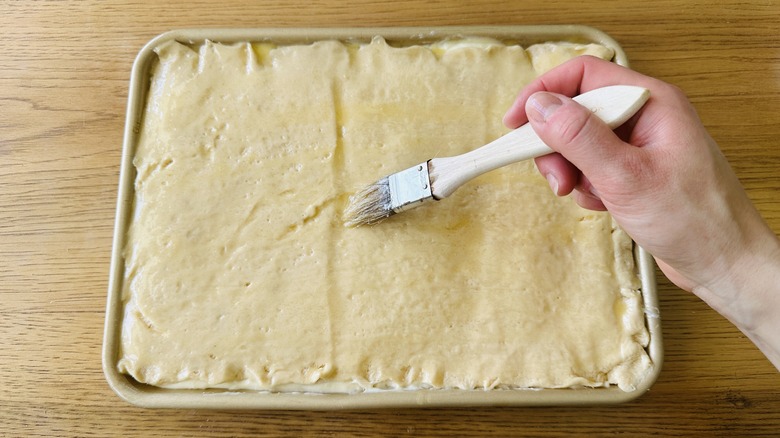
top-left (528, 92), bottom-right (562, 123)
top-left (546, 173), bottom-right (559, 195)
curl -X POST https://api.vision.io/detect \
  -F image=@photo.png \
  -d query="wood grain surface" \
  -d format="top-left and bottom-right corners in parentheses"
top-left (1, 0), bottom-right (778, 436)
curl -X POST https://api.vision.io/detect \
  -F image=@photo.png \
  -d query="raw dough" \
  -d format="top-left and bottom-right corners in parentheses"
top-left (118, 37), bottom-right (652, 392)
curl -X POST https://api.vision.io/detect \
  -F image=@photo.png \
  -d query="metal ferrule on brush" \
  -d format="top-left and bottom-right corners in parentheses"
top-left (388, 162), bottom-right (434, 213)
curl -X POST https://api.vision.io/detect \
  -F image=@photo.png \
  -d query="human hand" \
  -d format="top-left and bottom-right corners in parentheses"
top-left (503, 56), bottom-right (780, 368)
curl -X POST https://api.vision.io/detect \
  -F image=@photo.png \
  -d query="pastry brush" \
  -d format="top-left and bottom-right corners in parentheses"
top-left (343, 85), bottom-right (650, 227)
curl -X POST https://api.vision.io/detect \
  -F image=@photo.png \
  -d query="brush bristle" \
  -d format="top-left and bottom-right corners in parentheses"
top-left (342, 177), bottom-right (395, 227)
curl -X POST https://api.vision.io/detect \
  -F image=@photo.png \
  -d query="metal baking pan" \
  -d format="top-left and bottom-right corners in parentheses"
top-left (103, 26), bottom-right (662, 409)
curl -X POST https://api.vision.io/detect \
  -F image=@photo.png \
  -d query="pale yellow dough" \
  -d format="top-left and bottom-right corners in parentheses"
top-left (118, 37), bottom-right (652, 392)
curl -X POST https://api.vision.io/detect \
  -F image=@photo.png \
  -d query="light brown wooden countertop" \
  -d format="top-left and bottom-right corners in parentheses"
top-left (2, 1), bottom-right (778, 436)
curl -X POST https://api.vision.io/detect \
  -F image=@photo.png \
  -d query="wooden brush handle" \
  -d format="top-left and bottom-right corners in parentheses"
top-left (429, 85), bottom-right (650, 199)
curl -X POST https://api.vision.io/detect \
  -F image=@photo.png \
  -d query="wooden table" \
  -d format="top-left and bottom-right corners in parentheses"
top-left (2, 1), bottom-right (778, 436)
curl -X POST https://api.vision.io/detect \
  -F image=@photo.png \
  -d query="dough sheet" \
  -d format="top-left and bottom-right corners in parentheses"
top-left (118, 37), bottom-right (652, 392)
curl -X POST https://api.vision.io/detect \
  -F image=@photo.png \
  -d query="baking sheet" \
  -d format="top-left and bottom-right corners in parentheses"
top-left (103, 26), bottom-right (663, 409)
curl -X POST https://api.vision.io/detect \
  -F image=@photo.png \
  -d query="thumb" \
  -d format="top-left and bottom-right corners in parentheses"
top-left (525, 91), bottom-right (636, 189)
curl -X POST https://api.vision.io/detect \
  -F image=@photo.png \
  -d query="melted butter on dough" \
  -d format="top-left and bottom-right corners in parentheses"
top-left (118, 37), bottom-right (652, 392)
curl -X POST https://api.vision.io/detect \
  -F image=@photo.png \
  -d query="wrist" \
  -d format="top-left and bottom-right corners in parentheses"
top-left (695, 230), bottom-right (778, 327)
top-left (693, 232), bottom-right (780, 369)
